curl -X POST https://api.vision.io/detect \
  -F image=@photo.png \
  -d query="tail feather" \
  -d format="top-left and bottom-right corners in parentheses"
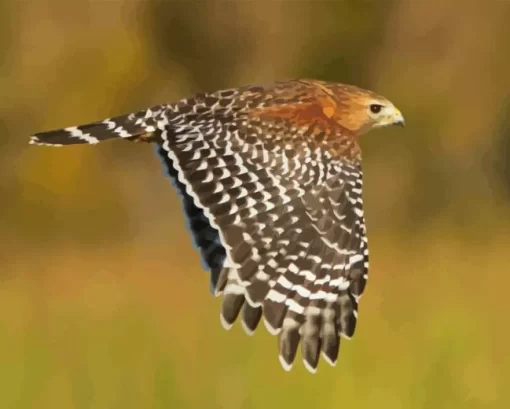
top-left (29, 104), bottom-right (169, 147)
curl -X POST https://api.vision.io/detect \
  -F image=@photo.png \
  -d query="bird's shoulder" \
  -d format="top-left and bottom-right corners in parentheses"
top-left (167, 80), bottom-right (362, 162)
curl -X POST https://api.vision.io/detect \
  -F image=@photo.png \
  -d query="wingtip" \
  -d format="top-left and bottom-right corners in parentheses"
top-left (240, 319), bottom-right (255, 336)
top-left (219, 313), bottom-right (234, 331)
top-left (279, 355), bottom-right (293, 372)
top-left (302, 359), bottom-right (318, 374)
top-left (263, 318), bottom-right (281, 336)
top-left (321, 351), bottom-right (337, 367)
top-left (340, 332), bottom-right (352, 341)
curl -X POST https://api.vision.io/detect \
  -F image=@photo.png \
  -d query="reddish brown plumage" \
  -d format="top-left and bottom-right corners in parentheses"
top-left (244, 79), bottom-right (393, 161)
top-left (29, 78), bottom-right (404, 374)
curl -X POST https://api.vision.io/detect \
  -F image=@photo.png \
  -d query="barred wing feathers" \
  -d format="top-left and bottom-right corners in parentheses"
top-left (157, 95), bottom-right (369, 373)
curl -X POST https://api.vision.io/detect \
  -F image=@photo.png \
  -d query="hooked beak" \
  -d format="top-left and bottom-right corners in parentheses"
top-left (392, 108), bottom-right (405, 127)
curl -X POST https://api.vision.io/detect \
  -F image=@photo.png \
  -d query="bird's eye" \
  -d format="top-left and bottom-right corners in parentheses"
top-left (369, 104), bottom-right (383, 114)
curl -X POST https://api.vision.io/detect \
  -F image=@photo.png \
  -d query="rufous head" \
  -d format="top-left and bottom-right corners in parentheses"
top-left (318, 82), bottom-right (405, 136)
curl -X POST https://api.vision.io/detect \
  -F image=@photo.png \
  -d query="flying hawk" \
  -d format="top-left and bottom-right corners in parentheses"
top-left (29, 79), bottom-right (405, 373)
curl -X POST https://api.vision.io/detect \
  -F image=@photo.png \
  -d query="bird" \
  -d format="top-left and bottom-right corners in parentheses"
top-left (29, 79), bottom-right (404, 373)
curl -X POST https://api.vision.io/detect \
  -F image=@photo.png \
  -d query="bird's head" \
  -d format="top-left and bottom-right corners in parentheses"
top-left (320, 82), bottom-right (405, 136)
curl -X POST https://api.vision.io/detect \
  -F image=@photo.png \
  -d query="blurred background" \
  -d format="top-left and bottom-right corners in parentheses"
top-left (1, 0), bottom-right (510, 408)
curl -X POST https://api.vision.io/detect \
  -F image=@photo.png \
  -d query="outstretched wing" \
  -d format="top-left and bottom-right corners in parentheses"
top-left (157, 90), bottom-right (369, 373)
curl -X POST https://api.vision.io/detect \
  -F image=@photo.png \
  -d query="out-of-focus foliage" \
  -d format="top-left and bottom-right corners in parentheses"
top-left (1, 0), bottom-right (510, 408)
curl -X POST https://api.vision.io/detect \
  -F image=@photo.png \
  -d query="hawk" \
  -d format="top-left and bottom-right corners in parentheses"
top-left (29, 79), bottom-right (404, 373)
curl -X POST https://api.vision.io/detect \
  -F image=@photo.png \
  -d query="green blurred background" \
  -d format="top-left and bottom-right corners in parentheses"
top-left (1, 0), bottom-right (510, 408)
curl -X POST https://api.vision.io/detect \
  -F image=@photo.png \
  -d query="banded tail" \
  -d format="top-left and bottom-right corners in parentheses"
top-left (29, 104), bottom-right (170, 147)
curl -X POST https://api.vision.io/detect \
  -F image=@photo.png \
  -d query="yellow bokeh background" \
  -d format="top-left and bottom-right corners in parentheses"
top-left (1, 1), bottom-right (510, 408)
